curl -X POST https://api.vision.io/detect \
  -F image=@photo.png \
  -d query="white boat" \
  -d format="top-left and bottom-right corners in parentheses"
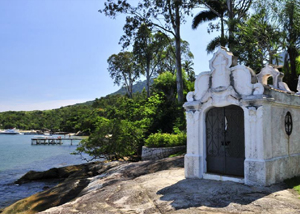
top-left (0, 128), bottom-right (21, 135)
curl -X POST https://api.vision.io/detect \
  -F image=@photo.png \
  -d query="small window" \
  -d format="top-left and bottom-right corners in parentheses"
top-left (285, 111), bottom-right (293, 136)
top-left (267, 76), bottom-right (273, 86)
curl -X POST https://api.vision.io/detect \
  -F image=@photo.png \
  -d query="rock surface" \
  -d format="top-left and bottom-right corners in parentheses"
top-left (41, 168), bottom-right (300, 214)
top-left (2, 156), bottom-right (300, 214)
top-left (15, 161), bottom-right (104, 184)
top-left (1, 157), bottom-right (183, 214)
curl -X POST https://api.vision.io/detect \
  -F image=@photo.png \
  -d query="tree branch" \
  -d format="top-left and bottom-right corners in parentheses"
top-left (199, 0), bottom-right (222, 17)
top-left (151, 22), bottom-right (176, 37)
top-left (167, 0), bottom-right (176, 31)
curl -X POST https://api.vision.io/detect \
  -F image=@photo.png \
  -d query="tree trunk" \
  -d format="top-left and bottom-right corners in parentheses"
top-left (288, 47), bottom-right (298, 91)
top-left (129, 83), bottom-right (133, 99)
top-left (146, 61), bottom-right (150, 98)
top-left (175, 4), bottom-right (184, 103)
top-left (221, 16), bottom-right (225, 47)
top-left (286, 2), bottom-right (299, 91)
top-left (227, 0), bottom-right (234, 51)
top-left (128, 72), bottom-right (133, 98)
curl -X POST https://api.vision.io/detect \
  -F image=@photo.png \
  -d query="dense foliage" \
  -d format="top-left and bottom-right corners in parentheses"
top-left (0, 71), bottom-right (192, 161)
top-left (0, 104), bottom-right (98, 134)
top-left (74, 71), bottom-right (193, 160)
top-left (191, 0), bottom-right (300, 90)
top-left (145, 131), bottom-right (186, 148)
top-left (75, 117), bottom-right (144, 161)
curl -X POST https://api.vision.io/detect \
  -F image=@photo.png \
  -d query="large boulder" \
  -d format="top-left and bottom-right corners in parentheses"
top-left (15, 162), bottom-right (104, 184)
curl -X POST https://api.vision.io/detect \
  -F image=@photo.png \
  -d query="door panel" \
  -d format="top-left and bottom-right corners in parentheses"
top-left (206, 105), bottom-right (245, 177)
top-left (224, 105), bottom-right (244, 176)
top-left (206, 107), bottom-right (226, 174)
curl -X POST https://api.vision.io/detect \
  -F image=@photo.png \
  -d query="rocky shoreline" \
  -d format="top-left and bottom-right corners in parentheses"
top-left (2, 156), bottom-right (300, 214)
top-left (1, 156), bottom-right (184, 214)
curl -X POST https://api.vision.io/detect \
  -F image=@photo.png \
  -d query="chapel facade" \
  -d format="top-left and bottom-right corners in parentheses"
top-left (184, 47), bottom-right (300, 186)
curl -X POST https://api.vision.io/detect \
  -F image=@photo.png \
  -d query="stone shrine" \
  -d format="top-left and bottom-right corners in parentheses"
top-left (184, 47), bottom-right (300, 186)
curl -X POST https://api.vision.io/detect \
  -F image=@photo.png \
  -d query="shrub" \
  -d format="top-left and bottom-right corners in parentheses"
top-left (145, 132), bottom-right (186, 148)
top-left (74, 117), bottom-right (144, 161)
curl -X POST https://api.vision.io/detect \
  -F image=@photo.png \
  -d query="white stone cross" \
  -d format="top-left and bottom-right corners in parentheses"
top-left (213, 54), bottom-right (228, 72)
top-left (211, 53), bottom-right (230, 89)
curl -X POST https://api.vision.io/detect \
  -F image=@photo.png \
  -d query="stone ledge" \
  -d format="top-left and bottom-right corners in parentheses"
top-left (141, 145), bottom-right (186, 161)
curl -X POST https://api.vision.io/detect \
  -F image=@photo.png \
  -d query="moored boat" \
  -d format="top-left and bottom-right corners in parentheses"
top-left (0, 128), bottom-right (21, 135)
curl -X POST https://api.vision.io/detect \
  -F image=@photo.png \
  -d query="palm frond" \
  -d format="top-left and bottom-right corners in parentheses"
top-left (192, 11), bottom-right (218, 29)
top-left (206, 36), bottom-right (221, 54)
top-left (206, 35), bottom-right (229, 54)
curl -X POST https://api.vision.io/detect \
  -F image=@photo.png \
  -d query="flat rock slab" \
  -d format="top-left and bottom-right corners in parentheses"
top-left (40, 168), bottom-right (300, 214)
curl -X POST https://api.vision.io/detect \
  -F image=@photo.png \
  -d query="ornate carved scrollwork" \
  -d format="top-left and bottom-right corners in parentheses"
top-left (185, 47), bottom-right (264, 104)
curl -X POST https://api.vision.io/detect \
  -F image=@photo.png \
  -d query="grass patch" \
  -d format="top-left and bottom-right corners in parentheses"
top-left (284, 176), bottom-right (300, 194)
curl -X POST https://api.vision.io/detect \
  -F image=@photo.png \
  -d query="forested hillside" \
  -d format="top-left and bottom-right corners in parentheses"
top-left (0, 71), bottom-right (193, 161)
top-left (0, 79), bottom-right (149, 133)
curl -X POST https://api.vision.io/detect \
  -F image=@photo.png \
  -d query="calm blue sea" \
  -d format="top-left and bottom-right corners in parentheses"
top-left (0, 134), bottom-right (90, 209)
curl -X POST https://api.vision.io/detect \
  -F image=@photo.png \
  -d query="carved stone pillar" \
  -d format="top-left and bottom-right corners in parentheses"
top-left (184, 109), bottom-right (203, 178)
top-left (244, 106), bottom-right (266, 186)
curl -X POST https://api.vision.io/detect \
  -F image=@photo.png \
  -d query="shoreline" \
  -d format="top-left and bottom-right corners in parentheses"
top-left (0, 128), bottom-right (89, 137)
top-left (2, 156), bottom-right (299, 214)
top-left (1, 156), bottom-right (184, 214)
top-left (0, 160), bottom-right (103, 213)
top-left (0, 134), bottom-right (91, 212)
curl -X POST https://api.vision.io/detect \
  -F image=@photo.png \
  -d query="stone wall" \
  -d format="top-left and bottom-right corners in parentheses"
top-left (141, 146), bottom-right (186, 161)
top-left (262, 88), bottom-right (300, 185)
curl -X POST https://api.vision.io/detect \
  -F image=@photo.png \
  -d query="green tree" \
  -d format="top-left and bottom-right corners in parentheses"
top-left (192, 0), bottom-right (227, 52)
top-left (279, 0), bottom-right (300, 90)
top-left (226, 0), bottom-right (252, 52)
top-left (183, 60), bottom-right (195, 82)
top-left (133, 24), bottom-right (169, 97)
top-left (75, 117), bottom-right (144, 161)
top-left (193, 0), bottom-right (251, 53)
top-left (157, 38), bottom-right (194, 75)
top-left (253, 0), bottom-right (300, 90)
top-left (152, 72), bottom-right (177, 101)
top-left (107, 51), bottom-right (140, 98)
top-left (235, 9), bottom-right (282, 71)
top-left (100, 0), bottom-right (198, 102)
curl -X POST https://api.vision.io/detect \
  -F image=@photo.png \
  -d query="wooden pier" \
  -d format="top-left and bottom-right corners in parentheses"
top-left (31, 137), bottom-right (82, 145)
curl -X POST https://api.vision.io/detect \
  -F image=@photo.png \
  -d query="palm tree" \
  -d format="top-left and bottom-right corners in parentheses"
top-left (192, 0), bottom-right (227, 53)
top-left (183, 60), bottom-right (195, 82)
top-left (193, 0), bottom-right (252, 53)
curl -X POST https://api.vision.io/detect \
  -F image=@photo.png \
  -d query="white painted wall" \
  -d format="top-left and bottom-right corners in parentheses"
top-left (184, 47), bottom-right (300, 186)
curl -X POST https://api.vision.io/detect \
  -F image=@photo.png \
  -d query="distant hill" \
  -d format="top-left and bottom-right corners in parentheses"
top-left (75, 79), bottom-right (152, 106)
top-left (0, 79), bottom-right (153, 131)
top-left (109, 79), bottom-right (153, 96)
top-left (73, 100), bottom-right (94, 106)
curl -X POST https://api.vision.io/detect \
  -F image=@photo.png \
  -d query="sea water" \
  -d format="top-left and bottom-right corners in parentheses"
top-left (0, 134), bottom-right (90, 209)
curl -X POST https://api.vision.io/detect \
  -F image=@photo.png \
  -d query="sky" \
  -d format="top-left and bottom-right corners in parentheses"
top-left (0, 0), bottom-right (218, 112)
